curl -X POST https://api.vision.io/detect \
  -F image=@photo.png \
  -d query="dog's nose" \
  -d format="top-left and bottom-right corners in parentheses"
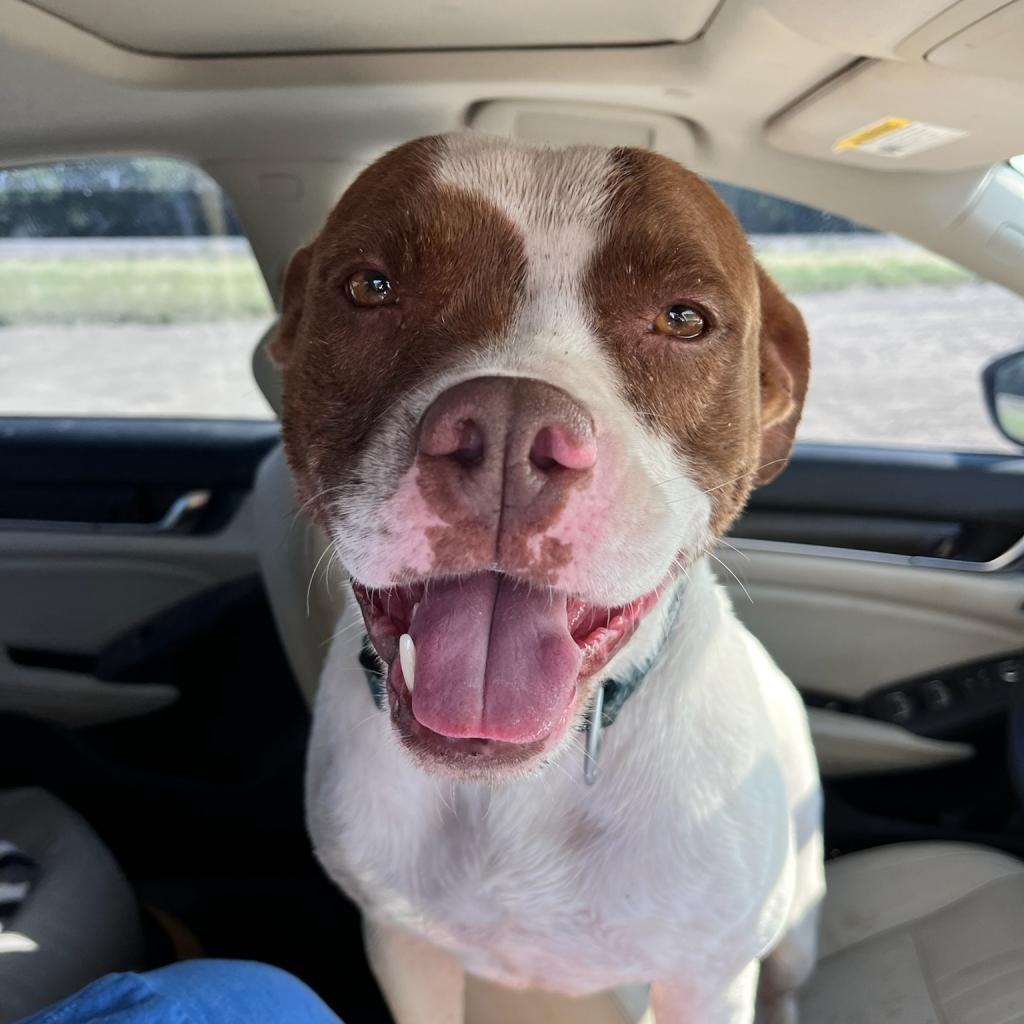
top-left (418, 376), bottom-right (596, 512)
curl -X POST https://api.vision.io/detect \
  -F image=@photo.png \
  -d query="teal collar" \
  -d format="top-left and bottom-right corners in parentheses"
top-left (582, 582), bottom-right (684, 784)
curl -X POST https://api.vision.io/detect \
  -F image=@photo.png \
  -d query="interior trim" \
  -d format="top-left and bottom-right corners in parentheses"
top-left (2, 1), bottom-right (701, 89)
top-left (0, 647), bottom-right (179, 727)
top-left (807, 707), bottom-right (973, 777)
top-left (757, 443), bottom-right (1024, 530)
top-left (0, 489), bottom-right (213, 536)
top-left (728, 532), bottom-right (1024, 574)
top-left (18, 0), bottom-right (721, 58)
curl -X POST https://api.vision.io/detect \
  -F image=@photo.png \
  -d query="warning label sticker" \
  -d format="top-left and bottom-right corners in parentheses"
top-left (833, 117), bottom-right (967, 158)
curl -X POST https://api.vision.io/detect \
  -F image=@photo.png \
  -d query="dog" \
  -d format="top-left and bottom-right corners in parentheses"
top-left (271, 132), bottom-right (824, 1024)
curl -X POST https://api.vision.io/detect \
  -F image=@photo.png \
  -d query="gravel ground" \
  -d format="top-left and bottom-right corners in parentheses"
top-left (1, 283), bottom-right (1022, 453)
top-left (796, 283), bottom-right (1023, 453)
top-left (0, 317), bottom-right (276, 420)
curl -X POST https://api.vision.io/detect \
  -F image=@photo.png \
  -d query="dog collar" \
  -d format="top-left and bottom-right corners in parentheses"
top-left (582, 582), bottom-right (685, 785)
top-left (356, 582), bottom-right (684, 785)
top-left (359, 641), bottom-right (388, 711)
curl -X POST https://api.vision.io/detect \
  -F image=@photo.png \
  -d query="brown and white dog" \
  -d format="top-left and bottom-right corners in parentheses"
top-left (272, 133), bottom-right (824, 1024)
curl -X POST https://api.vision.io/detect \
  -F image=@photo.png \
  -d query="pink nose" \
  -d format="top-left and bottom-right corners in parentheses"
top-left (418, 377), bottom-right (596, 522)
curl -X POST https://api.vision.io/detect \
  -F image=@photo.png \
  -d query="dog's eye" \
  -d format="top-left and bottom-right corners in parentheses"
top-left (653, 304), bottom-right (707, 340)
top-left (347, 269), bottom-right (396, 307)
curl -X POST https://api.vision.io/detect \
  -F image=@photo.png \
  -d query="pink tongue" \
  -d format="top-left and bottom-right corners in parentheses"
top-left (407, 574), bottom-right (583, 743)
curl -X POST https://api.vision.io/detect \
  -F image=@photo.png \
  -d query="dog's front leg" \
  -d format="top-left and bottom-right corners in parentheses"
top-left (651, 961), bottom-right (760, 1024)
top-left (363, 917), bottom-right (465, 1024)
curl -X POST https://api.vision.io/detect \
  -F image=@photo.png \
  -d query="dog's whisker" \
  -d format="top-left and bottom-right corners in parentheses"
top-left (561, 733), bottom-right (590, 761)
top-left (544, 752), bottom-right (579, 786)
top-left (668, 553), bottom-right (694, 583)
top-left (662, 458), bottom-right (790, 507)
top-left (434, 781), bottom-right (456, 819)
top-left (321, 619), bottom-right (366, 648)
top-left (306, 543), bottom-right (336, 618)
top-left (716, 538), bottom-right (751, 562)
top-left (288, 485), bottom-right (354, 540)
top-left (348, 711), bottom-right (383, 734)
top-left (706, 549), bottom-right (754, 605)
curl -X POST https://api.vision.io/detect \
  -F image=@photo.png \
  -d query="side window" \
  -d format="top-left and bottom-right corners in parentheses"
top-left (711, 180), bottom-right (1024, 454)
top-left (0, 158), bottom-right (274, 418)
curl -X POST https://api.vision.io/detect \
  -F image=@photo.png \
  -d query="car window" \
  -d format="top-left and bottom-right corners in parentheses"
top-left (712, 180), bottom-right (1024, 454)
top-left (0, 158), bottom-right (274, 419)
top-left (5, 159), bottom-right (1020, 445)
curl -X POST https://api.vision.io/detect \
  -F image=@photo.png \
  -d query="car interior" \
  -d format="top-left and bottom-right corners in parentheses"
top-left (2, 0), bottom-right (1024, 1021)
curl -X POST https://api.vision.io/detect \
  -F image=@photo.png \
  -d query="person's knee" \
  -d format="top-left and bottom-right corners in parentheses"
top-left (145, 960), bottom-right (341, 1023)
top-left (17, 960), bottom-right (340, 1024)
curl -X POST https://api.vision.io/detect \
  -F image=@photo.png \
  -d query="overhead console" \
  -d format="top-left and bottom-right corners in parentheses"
top-left (762, 0), bottom-right (1024, 172)
top-left (468, 101), bottom-right (697, 165)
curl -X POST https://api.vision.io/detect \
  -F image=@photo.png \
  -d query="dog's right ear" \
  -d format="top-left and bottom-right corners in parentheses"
top-left (268, 244), bottom-right (313, 368)
top-left (754, 263), bottom-right (811, 486)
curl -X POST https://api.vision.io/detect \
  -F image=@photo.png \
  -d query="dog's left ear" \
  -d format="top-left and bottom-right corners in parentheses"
top-left (267, 244), bottom-right (314, 368)
top-left (754, 263), bottom-right (810, 485)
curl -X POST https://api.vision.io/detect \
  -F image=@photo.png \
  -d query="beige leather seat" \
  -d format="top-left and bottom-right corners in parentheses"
top-left (803, 841), bottom-right (1024, 1022)
top-left (0, 788), bottom-right (144, 1023)
top-left (252, 340), bottom-right (1024, 1023)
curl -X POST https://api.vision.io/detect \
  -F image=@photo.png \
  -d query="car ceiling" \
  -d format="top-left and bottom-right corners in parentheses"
top-left (2, 0), bottom-right (1023, 298)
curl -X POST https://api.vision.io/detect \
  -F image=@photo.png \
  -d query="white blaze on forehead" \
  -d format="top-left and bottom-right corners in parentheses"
top-left (432, 133), bottom-right (613, 337)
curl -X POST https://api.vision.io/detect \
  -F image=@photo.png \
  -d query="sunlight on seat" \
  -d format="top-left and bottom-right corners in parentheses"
top-left (0, 931), bottom-right (39, 954)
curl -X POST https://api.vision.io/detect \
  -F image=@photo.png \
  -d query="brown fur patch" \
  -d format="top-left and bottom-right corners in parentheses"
top-left (272, 136), bottom-right (528, 528)
top-left (753, 264), bottom-right (811, 485)
top-left (587, 148), bottom-right (810, 535)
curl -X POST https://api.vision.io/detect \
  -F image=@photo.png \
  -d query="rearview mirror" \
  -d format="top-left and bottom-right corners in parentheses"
top-left (983, 348), bottom-right (1024, 448)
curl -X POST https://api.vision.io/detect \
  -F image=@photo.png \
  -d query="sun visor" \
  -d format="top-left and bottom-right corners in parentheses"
top-left (765, 60), bottom-right (1024, 172)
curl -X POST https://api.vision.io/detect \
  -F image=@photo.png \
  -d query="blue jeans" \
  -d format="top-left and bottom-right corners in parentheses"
top-left (17, 961), bottom-right (343, 1024)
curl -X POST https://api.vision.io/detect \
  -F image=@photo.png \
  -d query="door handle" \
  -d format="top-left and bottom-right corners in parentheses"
top-left (154, 489), bottom-right (212, 533)
top-left (0, 489), bottom-right (212, 535)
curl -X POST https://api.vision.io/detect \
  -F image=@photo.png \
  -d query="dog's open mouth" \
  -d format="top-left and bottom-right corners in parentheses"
top-left (352, 571), bottom-right (661, 772)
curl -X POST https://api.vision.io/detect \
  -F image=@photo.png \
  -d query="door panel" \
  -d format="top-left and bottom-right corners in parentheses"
top-left (806, 708), bottom-right (973, 778)
top-left (722, 442), bottom-right (1024, 778)
top-left (716, 546), bottom-right (1023, 775)
top-left (0, 518), bottom-right (257, 650)
top-left (716, 545), bottom-right (1024, 701)
top-left (0, 417), bottom-right (278, 723)
top-left (0, 648), bottom-right (179, 727)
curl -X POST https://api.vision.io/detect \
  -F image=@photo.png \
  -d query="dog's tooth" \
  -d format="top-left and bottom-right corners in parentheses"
top-left (399, 633), bottom-right (416, 692)
top-left (411, 602), bottom-right (420, 621)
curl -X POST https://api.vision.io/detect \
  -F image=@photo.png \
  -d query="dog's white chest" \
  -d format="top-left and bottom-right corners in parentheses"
top-left (353, 777), bottom-right (786, 993)
top-left (306, 584), bottom-right (801, 994)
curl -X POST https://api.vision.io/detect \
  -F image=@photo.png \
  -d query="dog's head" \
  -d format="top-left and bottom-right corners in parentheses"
top-left (273, 133), bottom-right (809, 780)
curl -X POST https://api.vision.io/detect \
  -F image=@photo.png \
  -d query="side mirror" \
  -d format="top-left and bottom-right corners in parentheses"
top-left (983, 348), bottom-right (1024, 449)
